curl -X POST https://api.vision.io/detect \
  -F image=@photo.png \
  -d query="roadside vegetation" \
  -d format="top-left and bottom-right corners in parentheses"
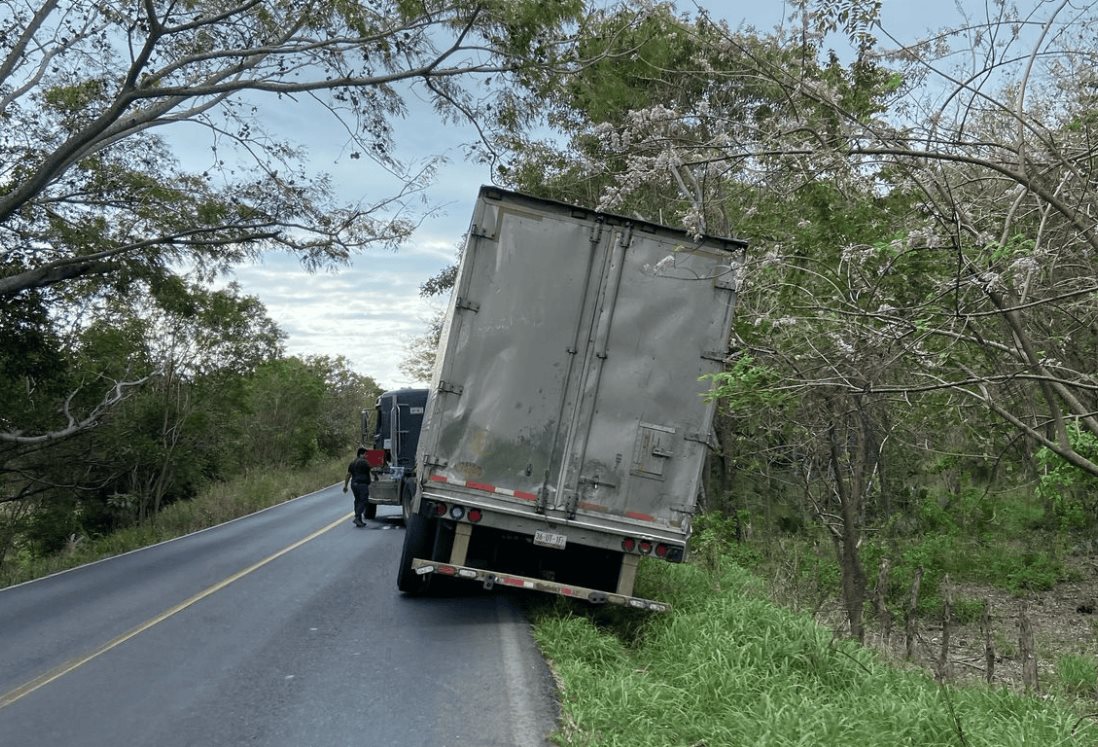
top-left (0, 457), bottom-right (346, 589)
top-left (530, 532), bottom-right (1098, 747)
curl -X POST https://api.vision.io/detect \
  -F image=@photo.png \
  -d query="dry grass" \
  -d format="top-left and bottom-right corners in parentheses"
top-left (0, 457), bottom-right (344, 588)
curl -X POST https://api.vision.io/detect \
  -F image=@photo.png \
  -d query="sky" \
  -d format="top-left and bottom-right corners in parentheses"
top-left (212, 0), bottom-right (962, 392)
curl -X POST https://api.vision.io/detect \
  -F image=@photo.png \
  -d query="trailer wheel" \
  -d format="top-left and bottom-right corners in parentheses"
top-left (397, 513), bottom-right (433, 593)
top-left (363, 499), bottom-right (377, 521)
top-left (399, 479), bottom-right (415, 526)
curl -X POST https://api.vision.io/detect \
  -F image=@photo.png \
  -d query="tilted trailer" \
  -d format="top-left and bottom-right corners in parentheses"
top-left (397, 187), bottom-right (746, 611)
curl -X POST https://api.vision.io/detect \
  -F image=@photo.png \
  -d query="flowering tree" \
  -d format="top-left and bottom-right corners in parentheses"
top-left (498, 0), bottom-right (1098, 636)
top-left (507, 0), bottom-right (1098, 480)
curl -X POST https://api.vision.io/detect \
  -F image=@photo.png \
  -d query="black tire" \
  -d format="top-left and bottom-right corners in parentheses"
top-left (397, 512), bottom-right (433, 594)
top-left (400, 478), bottom-right (417, 526)
top-left (363, 500), bottom-right (377, 520)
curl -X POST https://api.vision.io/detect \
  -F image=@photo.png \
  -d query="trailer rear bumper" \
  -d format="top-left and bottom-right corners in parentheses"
top-left (410, 558), bottom-right (670, 612)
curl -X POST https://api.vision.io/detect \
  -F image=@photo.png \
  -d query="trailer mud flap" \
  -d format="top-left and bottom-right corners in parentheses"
top-left (409, 558), bottom-right (669, 612)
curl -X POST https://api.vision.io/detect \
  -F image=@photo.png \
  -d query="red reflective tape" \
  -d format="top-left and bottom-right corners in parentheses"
top-left (514, 490), bottom-right (538, 501)
top-left (429, 475), bottom-right (449, 483)
top-left (578, 501), bottom-right (607, 512)
top-left (625, 511), bottom-right (656, 522)
top-left (561, 587), bottom-right (576, 597)
top-left (501, 576), bottom-right (525, 587)
top-left (466, 481), bottom-right (495, 493)
top-left (436, 565), bottom-right (457, 576)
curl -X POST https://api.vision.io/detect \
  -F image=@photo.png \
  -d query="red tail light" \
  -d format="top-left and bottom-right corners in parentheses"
top-left (655, 543), bottom-right (669, 558)
top-left (468, 509), bottom-right (482, 523)
top-left (638, 540), bottom-right (652, 554)
top-left (621, 538), bottom-right (636, 552)
top-left (434, 502), bottom-right (448, 517)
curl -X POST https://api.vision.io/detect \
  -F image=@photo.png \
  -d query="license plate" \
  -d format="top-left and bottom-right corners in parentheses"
top-left (533, 530), bottom-right (567, 550)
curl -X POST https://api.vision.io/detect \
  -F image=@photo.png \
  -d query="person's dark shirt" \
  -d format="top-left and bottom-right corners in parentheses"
top-left (348, 457), bottom-right (372, 483)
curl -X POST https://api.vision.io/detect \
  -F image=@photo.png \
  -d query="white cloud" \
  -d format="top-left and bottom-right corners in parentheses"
top-left (227, 235), bottom-right (456, 389)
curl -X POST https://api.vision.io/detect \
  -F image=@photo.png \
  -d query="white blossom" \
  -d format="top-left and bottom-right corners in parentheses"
top-left (759, 246), bottom-right (783, 268)
top-left (977, 271), bottom-right (1003, 292)
top-left (1008, 256), bottom-right (1040, 275)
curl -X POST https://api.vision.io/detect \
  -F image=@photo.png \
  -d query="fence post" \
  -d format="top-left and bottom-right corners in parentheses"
top-left (905, 566), bottom-right (923, 661)
top-left (937, 574), bottom-right (953, 681)
top-left (874, 557), bottom-right (893, 644)
top-left (983, 598), bottom-right (995, 685)
top-left (1019, 601), bottom-right (1039, 693)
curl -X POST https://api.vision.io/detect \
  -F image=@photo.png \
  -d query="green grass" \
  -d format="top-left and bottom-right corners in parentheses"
top-left (0, 457), bottom-right (345, 588)
top-left (531, 557), bottom-right (1098, 747)
top-left (1055, 654), bottom-right (1098, 699)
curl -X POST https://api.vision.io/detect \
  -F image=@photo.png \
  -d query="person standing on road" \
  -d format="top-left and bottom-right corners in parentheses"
top-left (343, 447), bottom-right (374, 527)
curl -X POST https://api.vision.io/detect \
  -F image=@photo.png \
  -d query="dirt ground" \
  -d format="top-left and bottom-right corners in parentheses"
top-left (846, 554), bottom-right (1098, 695)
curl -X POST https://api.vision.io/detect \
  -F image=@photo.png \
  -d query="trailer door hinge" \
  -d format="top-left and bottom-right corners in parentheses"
top-left (618, 223), bottom-right (634, 248)
top-left (589, 218), bottom-right (604, 243)
top-left (685, 431), bottom-right (718, 449)
top-left (438, 381), bottom-right (464, 395)
top-left (423, 455), bottom-right (448, 468)
top-left (456, 297), bottom-right (480, 313)
top-left (470, 221), bottom-right (495, 239)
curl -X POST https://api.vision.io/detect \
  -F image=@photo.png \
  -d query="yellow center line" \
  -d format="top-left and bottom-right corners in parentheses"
top-left (0, 511), bottom-right (353, 711)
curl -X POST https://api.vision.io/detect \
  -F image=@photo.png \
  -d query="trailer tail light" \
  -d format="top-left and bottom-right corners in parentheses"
top-left (655, 543), bottom-right (669, 558)
top-left (433, 502), bottom-right (448, 517)
top-left (436, 565), bottom-right (457, 576)
top-left (621, 538), bottom-right (636, 552)
top-left (449, 505), bottom-right (466, 520)
top-left (468, 509), bottom-right (483, 523)
top-left (638, 540), bottom-right (652, 555)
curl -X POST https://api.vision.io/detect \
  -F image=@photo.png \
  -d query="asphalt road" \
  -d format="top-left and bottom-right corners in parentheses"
top-left (0, 486), bottom-right (559, 746)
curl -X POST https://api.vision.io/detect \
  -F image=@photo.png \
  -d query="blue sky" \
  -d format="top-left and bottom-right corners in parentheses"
top-left (214, 0), bottom-right (963, 391)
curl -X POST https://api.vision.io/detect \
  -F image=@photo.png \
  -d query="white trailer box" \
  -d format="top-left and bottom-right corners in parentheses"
top-left (397, 187), bottom-right (745, 610)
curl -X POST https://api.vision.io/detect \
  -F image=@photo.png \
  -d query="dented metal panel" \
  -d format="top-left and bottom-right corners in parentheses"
top-left (417, 187), bottom-right (744, 544)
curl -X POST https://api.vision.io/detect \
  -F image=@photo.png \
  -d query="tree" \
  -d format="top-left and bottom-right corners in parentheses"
top-left (522, 0), bottom-right (1098, 480)
top-left (304, 355), bottom-right (382, 455)
top-left (0, 0), bottom-right (607, 293)
top-left (1, 0), bottom-right (652, 443)
top-left (0, 280), bottom-right (287, 555)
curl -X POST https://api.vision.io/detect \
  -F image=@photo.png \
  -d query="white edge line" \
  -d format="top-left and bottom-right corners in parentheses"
top-left (0, 483), bottom-right (341, 594)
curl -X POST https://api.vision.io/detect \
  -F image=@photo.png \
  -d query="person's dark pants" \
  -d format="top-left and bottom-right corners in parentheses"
top-left (351, 481), bottom-right (370, 521)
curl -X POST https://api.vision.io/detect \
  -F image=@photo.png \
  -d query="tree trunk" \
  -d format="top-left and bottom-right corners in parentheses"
top-left (828, 417), bottom-right (868, 642)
